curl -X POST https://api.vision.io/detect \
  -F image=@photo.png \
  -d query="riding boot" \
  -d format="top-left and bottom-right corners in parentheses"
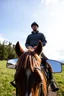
top-left (10, 80), bottom-right (16, 87)
top-left (47, 68), bottom-right (59, 92)
top-left (50, 79), bottom-right (59, 92)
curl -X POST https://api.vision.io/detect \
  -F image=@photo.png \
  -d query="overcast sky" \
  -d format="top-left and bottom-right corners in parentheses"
top-left (0, 0), bottom-right (64, 60)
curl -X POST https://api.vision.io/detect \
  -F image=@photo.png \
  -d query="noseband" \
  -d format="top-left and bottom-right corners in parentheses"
top-left (18, 66), bottom-right (44, 96)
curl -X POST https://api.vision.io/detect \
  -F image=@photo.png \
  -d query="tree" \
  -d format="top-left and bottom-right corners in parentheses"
top-left (0, 41), bottom-right (17, 60)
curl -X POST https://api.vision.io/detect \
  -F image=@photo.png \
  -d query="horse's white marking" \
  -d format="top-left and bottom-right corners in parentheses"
top-left (26, 69), bottom-right (31, 81)
top-left (29, 92), bottom-right (32, 96)
top-left (25, 92), bottom-right (32, 96)
top-left (25, 92), bottom-right (28, 96)
top-left (25, 69), bottom-right (31, 96)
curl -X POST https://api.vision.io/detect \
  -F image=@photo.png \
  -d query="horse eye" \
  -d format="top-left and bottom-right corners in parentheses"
top-left (33, 81), bottom-right (36, 84)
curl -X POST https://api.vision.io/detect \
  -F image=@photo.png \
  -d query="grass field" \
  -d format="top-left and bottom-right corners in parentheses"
top-left (0, 61), bottom-right (64, 96)
top-left (54, 64), bottom-right (64, 96)
top-left (0, 61), bottom-right (15, 96)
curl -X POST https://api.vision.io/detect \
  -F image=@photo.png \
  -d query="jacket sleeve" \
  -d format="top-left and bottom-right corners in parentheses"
top-left (25, 35), bottom-right (30, 48)
top-left (41, 33), bottom-right (47, 46)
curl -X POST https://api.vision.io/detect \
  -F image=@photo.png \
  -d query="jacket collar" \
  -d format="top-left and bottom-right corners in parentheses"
top-left (32, 31), bottom-right (39, 34)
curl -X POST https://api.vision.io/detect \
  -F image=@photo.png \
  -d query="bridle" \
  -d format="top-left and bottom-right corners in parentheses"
top-left (11, 63), bottom-right (46, 96)
top-left (15, 66), bottom-right (44, 96)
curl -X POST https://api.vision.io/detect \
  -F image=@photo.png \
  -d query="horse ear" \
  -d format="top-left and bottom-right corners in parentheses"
top-left (15, 42), bottom-right (24, 57)
top-left (34, 41), bottom-right (42, 55)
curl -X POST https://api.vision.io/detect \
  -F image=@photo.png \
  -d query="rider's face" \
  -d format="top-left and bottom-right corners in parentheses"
top-left (32, 25), bottom-right (38, 31)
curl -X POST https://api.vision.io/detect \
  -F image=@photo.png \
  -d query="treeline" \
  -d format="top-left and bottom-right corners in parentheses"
top-left (0, 41), bottom-right (17, 60)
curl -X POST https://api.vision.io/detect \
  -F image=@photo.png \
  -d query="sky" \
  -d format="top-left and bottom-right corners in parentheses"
top-left (0, 0), bottom-right (64, 61)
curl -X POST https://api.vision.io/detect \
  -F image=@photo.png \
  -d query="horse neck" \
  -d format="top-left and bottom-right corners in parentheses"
top-left (41, 69), bottom-right (48, 96)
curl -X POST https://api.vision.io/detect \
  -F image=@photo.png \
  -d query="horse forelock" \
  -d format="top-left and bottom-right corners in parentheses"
top-left (17, 50), bottom-right (41, 72)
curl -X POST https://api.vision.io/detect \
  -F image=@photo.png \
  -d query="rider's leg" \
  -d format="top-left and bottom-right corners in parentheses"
top-left (41, 53), bottom-right (59, 92)
top-left (46, 62), bottom-right (59, 92)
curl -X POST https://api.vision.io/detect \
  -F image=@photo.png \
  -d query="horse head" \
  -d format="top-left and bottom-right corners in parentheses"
top-left (15, 41), bottom-right (47, 96)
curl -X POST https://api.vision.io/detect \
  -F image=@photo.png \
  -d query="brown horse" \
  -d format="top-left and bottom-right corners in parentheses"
top-left (15, 41), bottom-right (49, 96)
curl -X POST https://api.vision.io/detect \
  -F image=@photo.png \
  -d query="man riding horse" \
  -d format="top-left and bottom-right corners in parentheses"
top-left (25, 22), bottom-right (59, 92)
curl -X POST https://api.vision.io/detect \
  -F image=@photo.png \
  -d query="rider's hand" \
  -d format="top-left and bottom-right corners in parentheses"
top-left (28, 46), bottom-right (33, 49)
top-left (33, 46), bottom-right (37, 49)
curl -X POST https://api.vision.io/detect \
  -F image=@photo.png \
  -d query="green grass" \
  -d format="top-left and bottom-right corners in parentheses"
top-left (54, 65), bottom-right (64, 96)
top-left (0, 61), bottom-right (64, 96)
top-left (0, 61), bottom-right (15, 96)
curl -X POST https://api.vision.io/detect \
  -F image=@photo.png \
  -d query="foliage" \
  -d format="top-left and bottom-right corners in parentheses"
top-left (0, 41), bottom-right (17, 60)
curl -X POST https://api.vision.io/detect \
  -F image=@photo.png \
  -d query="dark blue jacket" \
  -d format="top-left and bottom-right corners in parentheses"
top-left (25, 31), bottom-right (47, 48)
